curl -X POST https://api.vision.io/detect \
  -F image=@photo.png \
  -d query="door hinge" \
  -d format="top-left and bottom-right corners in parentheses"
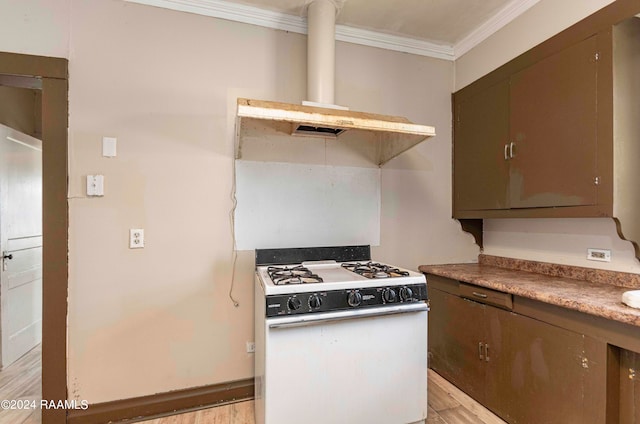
top-left (594, 176), bottom-right (600, 186)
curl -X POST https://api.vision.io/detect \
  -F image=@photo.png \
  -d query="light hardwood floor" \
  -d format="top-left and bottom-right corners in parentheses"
top-left (0, 344), bottom-right (41, 424)
top-left (138, 370), bottom-right (507, 424)
top-left (0, 348), bottom-right (507, 424)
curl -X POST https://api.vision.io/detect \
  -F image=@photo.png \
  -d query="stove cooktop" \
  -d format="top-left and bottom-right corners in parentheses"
top-left (266, 261), bottom-right (412, 286)
top-left (257, 260), bottom-right (425, 296)
top-left (257, 260), bottom-right (427, 317)
top-left (255, 245), bottom-right (428, 316)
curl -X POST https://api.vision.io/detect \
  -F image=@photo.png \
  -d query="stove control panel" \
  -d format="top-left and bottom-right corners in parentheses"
top-left (265, 283), bottom-right (427, 317)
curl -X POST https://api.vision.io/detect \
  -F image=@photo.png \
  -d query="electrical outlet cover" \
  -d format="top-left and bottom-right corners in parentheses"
top-left (587, 248), bottom-right (611, 262)
top-left (129, 229), bottom-right (144, 249)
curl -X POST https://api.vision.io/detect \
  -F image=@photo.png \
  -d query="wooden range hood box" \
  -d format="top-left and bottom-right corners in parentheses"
top-left (235, 98), bottom-right (436, 166)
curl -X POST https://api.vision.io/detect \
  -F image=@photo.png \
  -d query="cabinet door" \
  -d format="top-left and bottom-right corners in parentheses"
top-left (482, 304), bottom-right (512, 421)
top-left (428, 288), bottom-right (487, 404)
top-left (620, 349), bottom-right (640, 424)
top-left (453, 79), bottom-right (510, 213)
top-left (505, 313), bottom-right (596, 424)
top-left (509, 35), bottom-right (599, 208)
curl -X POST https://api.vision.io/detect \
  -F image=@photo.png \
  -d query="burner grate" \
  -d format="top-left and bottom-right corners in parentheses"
top-left (341, 261), bottom-right (410, 279)
top-left (267, 265), bottom-right (324, 285)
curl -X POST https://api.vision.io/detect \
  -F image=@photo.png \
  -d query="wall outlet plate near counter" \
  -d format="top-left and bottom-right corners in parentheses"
top-left (587, 248), bottom-right (611, 262)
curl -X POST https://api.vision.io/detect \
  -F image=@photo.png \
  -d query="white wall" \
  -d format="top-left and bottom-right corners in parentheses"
top-left (0, 0), bottom-right (70, 58)
top-left (1, 0), bottom-right (477, 403)
top-left (455, 0), bottom-right (640, 274)
top-left (484, 218), bottom-right (639, 273)
top-left (347, 45), bottom-right (479, 269)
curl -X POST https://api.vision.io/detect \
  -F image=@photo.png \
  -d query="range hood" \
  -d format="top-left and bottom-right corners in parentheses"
top-left (235, 0), bottom-right (435, 166)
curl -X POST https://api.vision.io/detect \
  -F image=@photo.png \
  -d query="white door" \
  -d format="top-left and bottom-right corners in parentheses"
top-left (0, 124), bottom-right (42, 368)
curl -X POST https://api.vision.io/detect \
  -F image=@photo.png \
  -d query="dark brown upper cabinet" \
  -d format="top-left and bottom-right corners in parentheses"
top-left (452, 1), bottom-right (640, 259)
top-left (454, 35), bottom-right (601, 215)
top-left (508, 35), bottom-right (598, 209)
top-left (454, 80), bottom-right (509, 211)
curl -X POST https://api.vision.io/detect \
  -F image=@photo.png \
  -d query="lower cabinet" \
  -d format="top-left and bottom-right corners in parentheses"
top-left (620, 349), bottom-right (640, 424)
top-left (428, 277), bottom-right (607, 424)
top-left (505, 313), bottom-right (607, 424)
top-left (428, 286), bottom-right (507, 413)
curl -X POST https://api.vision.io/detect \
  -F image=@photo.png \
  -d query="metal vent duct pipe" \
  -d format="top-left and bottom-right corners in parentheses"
top-left (306, 0), bottom-right (337, 106)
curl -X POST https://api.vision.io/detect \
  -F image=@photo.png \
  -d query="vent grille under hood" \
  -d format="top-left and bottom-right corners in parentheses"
top-left (236, 98), bottom-right (435, 166)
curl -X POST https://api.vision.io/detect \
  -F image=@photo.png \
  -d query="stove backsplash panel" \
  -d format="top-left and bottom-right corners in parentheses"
top-left (234, 160), bottom-right (380, 250)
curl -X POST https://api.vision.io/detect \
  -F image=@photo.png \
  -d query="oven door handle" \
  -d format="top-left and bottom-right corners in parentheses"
top-left (268, 302), bottom-right (429, 329)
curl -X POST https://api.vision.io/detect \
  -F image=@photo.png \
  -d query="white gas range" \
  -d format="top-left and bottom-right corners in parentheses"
top-left (254, 246), bottom-right (429, 424)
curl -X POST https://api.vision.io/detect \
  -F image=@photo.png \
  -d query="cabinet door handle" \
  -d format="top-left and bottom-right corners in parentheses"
top-left (478, 342), bottom-right (484, 360)
top-left (504, 144), bottom-right (509, 160)
top-left (472, 291), bottom-right (488, 299)
top-left (509, 142), bottom-right (515, 158)
top-left (485, 343), bottom-right (490, 362)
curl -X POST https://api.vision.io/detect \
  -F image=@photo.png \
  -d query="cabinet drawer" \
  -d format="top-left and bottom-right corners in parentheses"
top-left (460, 283), bottom-right (513, 310)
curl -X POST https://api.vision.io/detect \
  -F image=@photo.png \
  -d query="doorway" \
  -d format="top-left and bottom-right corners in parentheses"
top-left (0, 124), bottom-right (43, 366)
top-left (0, 79), bottom-right (43, 369)
top-left (0, 52), bottom-right (69, 424)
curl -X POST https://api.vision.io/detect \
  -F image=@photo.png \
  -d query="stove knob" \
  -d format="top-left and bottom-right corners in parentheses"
top-left (309, 294), bottom-right (322, 309)
top-left (347, 290), bottom-right (362, 307)
top-left (383, 288), bottom-right (397, 303)
top-left (288, 296), bottom-right (302, 311)
top-left (400, 286), bottom-right (413, 301)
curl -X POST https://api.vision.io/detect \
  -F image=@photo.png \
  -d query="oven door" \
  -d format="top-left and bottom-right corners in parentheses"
top-left (260, 303), bottom-right (428, 424)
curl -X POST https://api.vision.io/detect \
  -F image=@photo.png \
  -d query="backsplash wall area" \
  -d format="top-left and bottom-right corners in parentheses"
top-left (234, 161), bottom-right (381, 250)
top-left (484, 218), bottom-right (640, 273)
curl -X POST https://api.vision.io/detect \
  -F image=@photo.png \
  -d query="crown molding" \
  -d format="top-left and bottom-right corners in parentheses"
top-left (125, 0), bottom-right (308, 33)
top-left (335, 25), bottom-right (454, 60)
top-left (454, 0), bottom-right (541, 58)
top-left (125, 0), bottom-right (455, 59)
top-left (125, 0), bottom-right (539, 61)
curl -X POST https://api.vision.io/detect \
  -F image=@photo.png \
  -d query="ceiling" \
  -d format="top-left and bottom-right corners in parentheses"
top-left (127, 0), bottom-right (541, 59)
top-left (226, 0), bottom-right (518, 46)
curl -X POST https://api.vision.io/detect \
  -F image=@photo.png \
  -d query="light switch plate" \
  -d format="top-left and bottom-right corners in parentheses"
top-left (86, 175), bottom-right (104, 196)
top-left (103, 137), bottom-right (117, 157)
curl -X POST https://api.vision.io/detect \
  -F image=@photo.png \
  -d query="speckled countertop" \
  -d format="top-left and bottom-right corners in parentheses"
top-left (418, 255), bottom-right (640, 328)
